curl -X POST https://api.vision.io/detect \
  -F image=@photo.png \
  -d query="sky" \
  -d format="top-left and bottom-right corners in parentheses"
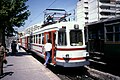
top-left (18, 0), bottom-right (78, 32)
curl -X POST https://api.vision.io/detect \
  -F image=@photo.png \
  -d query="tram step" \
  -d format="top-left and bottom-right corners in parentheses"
top-left (90, 52), bottom-right (104, 55)
top-left (49, 63), bottom-right (56, 66)
top-left (89, 56), bottom-right (102, 60)
top-left (92, 57), bottom-right (101, 59)
top-left (89, 59), bottom-right (106, 65)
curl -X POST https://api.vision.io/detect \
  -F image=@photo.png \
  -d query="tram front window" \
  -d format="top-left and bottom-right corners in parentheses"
top-left (58, 30), bottom-right (67, 46)
top-left (70, 30), bottom-right (83, 46)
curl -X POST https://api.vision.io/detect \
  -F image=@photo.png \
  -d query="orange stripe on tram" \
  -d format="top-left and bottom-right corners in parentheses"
top-left (56, 48), bottom-right (86, 51)
top-left (56, 57), bottom-right (85, 60)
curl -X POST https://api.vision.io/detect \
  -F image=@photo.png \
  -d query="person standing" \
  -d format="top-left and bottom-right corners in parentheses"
top-left (0, 42), bottom-right (6, 75)
top-left (17, 41), bottom-right (21, 50)
top-left (44, 39), bottom-right (52, 67)
top-left (11, 40), bottom-right (17, 55)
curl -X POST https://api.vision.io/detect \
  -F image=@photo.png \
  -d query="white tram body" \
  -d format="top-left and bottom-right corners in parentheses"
top-left (20, 21), bottom-right (89, 67)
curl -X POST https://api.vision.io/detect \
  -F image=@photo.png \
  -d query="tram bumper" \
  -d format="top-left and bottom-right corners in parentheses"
top-left (56, 61), bottom-right (90, 67)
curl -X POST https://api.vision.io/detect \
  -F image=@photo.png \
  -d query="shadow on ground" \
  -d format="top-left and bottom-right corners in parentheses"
top-left (7, 51), bottom-right (31, 56)
top-left (0, 72), bottom-right (14, 79)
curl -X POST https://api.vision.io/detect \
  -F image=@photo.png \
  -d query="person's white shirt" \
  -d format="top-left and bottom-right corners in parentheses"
top-left (44, 43), bottom-right (52, 51)
top-left (18, 42), bottom-right (21, 46)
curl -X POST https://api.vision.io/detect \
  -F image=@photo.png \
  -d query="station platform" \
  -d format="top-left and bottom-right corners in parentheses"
top-left (0, 48), bottom-right (61, 80)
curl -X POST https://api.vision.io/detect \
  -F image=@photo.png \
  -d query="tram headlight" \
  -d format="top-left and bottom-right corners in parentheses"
top-left (62, 26), bottom-right (66, 29)
top-left (74, 24), bottom-right (79, 29)
top-left (63, 54), bottom-right (70, 63)
top-left (65, 54), bottom-right (69, 58)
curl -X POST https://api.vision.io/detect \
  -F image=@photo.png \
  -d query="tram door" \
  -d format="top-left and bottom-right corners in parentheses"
top-left (20, 38), bottom-right (22, 46)
top-left (44, 31), bottom-right (56, 64)
top-left (51, 31), bottom-right (56, 64)
top-left (25, 36), bottom-right (28, 49)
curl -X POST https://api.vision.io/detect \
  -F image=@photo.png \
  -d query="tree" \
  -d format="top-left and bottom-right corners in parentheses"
top-left (0, 0), bottom-right (30, 47)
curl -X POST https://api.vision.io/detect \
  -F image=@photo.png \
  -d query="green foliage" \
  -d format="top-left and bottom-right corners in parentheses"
top-left (0, 0), bottom-right (30, 36)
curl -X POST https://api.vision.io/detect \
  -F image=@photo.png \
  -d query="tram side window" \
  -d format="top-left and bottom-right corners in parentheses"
top-left (58, 31), bottom-right (67, 46)
top-left (46, 34), bottom-right (49, 43)
top-left (70, 30), bottom-right (83, 46)
top-left (106, 33), bottom-right (113, 41)
top-left (39, 34), bottom-right (41, 44)
top-left (115, 24), bottom-right (120, 41)
top-left (30, 35), bottom-right (32, 43)
top-left (32, 36), bottom-right (34, 43)
top-left (34, 35), bottom-right (35, 43)
top-left (106, 24), bottom-right (120, 42)
top-left (36, 35), bottom-right (38, 43)
top-left (28, 36), bottom-right (31, 43)
top-left (42, 33), bottom-right (44, 44)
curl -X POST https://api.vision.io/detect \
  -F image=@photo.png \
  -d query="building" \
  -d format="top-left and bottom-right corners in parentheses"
top-left (89, 0), bottom-right (120, 22)
top-left (76, 0), bottom-right (89, 27)
top-left (76, 0), bottom-right (120, 26)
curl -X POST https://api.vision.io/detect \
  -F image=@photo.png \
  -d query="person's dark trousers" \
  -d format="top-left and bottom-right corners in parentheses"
top-left (0, 57), bottom-right (3, 75)
top-left (12, 49), bottom-right (16, 55)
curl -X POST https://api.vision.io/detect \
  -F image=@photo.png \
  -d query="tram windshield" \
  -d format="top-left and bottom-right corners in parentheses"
top-left (70, 30), bottom-right (83, 46)
top-left (58, 29), bottom-right (67, 46)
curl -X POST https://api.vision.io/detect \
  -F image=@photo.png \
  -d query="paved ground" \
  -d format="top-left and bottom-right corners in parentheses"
top-left (0, 48), bottom-right (61, 80)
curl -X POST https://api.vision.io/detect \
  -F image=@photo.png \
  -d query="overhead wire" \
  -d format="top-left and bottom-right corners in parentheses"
top-left (25, 0), bottom-right (57, 27)
top-left (46, 0), bottom-right (57, 9)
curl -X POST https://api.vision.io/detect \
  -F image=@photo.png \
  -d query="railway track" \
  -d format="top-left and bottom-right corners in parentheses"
top-left (48, 65), bottom-right (96, 80)
top-left (31, 52), bottom-right (96, 80)
top-left (89, 52), bottom-right (120, 77)
top-left (27, 50), bottom-right (120, 80)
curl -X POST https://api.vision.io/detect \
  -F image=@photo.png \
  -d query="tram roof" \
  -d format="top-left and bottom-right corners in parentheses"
top-left (86, 16), bottom-right (120, 26)
top-left (33, 21), bottom-right (82, 34)
top-left (20, 34), bottom-right (30, 38)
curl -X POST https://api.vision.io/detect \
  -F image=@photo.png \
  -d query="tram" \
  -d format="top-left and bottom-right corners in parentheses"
top-left (19, 9), bottom-right (89, 67)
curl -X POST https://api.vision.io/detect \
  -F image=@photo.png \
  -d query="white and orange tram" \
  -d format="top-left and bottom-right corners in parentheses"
top-left (20, 21), bottom-right (89, 67)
